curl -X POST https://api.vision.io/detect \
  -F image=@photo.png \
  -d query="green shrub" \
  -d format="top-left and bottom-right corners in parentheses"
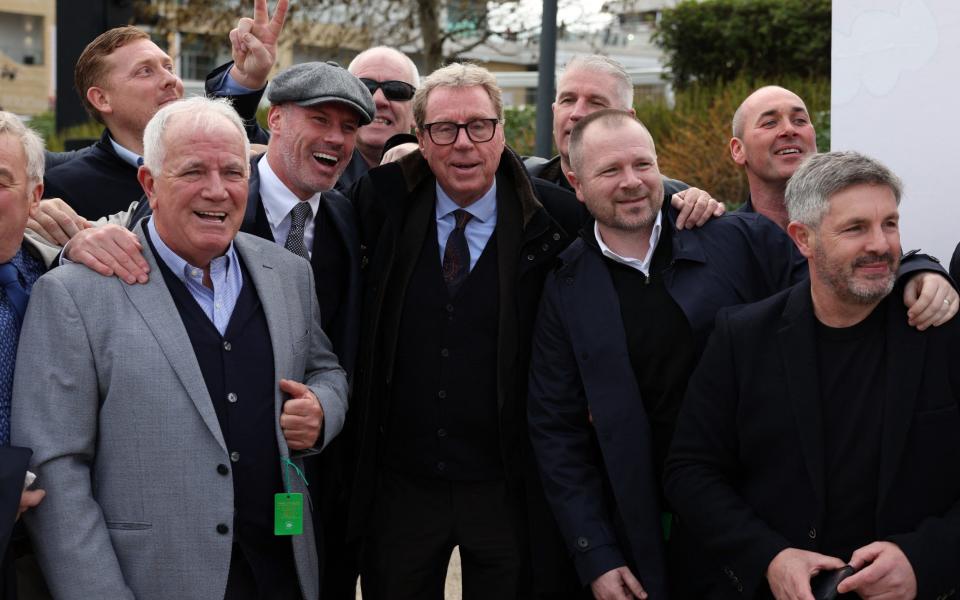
top-left (654, 0), bottom-right (831, 90)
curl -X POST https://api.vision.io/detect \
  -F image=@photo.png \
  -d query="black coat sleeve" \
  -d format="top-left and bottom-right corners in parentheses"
top-left (205, 61), bottom-right (270, 145)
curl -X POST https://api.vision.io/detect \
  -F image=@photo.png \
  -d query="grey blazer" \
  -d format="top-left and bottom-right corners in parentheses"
top-left (11, 225), bottom-right (348, 600)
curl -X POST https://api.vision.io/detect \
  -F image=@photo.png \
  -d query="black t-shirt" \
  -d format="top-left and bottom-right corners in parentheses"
top-left (815, 299), bottom-right (887, 562)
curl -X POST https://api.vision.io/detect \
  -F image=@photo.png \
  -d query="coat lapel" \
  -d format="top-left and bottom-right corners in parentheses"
top-left (777, 282), bottom-right (826, 514)
top-left (233, 235), bottom-right (291, 455)
top-left (878, 298), bottom-right (925, 507)
top-left (123, 224), bottom-right (227, 452)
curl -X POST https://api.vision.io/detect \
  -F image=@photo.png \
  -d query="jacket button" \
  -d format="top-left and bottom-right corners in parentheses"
top-left (217, 464), bottom-right (229, 475)
top-left (216, 523), bottom-right (229, 535)
top-left (440, 348), bottom-right (449, 358)
top-left (438, 390), bottom-right (447, 399)
top-left (552, 233), bottom-right (561, 241)
top-left (436, 461), bottom-right (446, 472)
top-left (576, 536), bottom-right (589, 549)
top-left (230, 451), bottom-right (240, 463)
top-left (223, 341), bottom-right (232, 351)
top-left (541, 243), bottom-right (550, 251)
top-left (808, 528), bottom-right (817, 539)
top-left (437, 428), bottom-right (448, 438)
top-left (227, 392), bottom-right (238, 403)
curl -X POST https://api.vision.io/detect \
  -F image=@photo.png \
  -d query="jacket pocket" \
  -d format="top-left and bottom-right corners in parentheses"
top-left (105, 521), bottom-right (152, 531)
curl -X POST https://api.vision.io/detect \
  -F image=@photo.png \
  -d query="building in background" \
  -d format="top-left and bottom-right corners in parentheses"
top-left (0, 0), bottom-right (55, 116)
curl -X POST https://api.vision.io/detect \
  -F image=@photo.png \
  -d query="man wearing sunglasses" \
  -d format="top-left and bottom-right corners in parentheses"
top-left (346, 47), bottom-right (419, 183)
top-left (349, 63), bottom-right (583, 599)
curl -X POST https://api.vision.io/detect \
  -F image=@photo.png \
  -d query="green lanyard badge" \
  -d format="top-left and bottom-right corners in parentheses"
top-left (275, 457), bottom-right (308, 536)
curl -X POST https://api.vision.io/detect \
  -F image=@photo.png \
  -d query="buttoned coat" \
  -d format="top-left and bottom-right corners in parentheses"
top-left (665, 281), bottom-right (960, 600)
top-left (11, 224), bottom-right (348, 600)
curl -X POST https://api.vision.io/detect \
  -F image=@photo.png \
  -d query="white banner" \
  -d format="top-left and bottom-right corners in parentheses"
top-left (832, 0), bottom-right (959, 264)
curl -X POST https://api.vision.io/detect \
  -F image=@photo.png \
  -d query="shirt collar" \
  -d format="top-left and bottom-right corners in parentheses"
top-left (147, 217), bottom-right (239, 283)
top-left (435, 180), bottom-right (497, 223)
top-left (258, 157), bottom-right (322, 229)
top-left (109, 135), bottom-right (143, 168)
top-left (594, 210), bottom-right (663, 276)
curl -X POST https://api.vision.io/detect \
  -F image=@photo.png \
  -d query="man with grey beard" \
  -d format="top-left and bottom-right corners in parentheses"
top-left (666, 151), bottom-right (960, 600)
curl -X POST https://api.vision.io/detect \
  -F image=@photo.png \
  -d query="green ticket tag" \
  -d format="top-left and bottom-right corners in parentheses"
top-left (274, 493), bottom-right (303, 536)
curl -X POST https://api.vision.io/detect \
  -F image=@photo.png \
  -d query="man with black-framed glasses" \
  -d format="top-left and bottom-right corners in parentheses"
top-left (349, 62), bottom-right (583, 599)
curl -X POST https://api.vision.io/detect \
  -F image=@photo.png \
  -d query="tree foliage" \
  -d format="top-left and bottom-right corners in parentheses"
top-left (653, 0), bottom-right (831, 90)
top-left (134, 0), bottom-right (547, 73)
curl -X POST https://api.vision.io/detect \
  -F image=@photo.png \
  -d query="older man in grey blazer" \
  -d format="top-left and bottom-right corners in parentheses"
top-left (11, 97), bottom-right (347, 600)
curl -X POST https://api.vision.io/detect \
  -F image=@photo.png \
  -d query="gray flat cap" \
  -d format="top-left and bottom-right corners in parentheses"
top-left (267, 61), bottom-right (375, 125)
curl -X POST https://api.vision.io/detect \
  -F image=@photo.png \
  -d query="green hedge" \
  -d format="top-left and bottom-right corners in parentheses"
top-left (654, 0), bottom-right (831, 90)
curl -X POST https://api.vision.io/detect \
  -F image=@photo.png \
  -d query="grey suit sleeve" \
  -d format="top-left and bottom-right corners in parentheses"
top-left (11, 275), bottom-right (135, 599)
top-left (302, 260), bottom-right (349, 451)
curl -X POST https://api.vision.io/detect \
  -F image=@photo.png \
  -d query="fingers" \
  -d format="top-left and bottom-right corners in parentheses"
top-left (279, 378), bottom-right (309, 398)
top-left (671, 190), bottom-right (692, 229)
top-left (17, 488), bottom-right (45, 520)
top-left (670, 188), bottom-right (721, 229)
top-left (269, 0), bottom-right (289, 34)
top-left (904, 272), bottom-right (955, 330)
top-left (279, 380), bottom-right (323, 450)
top-left (66, 227), bottom-right (150, 284)
top-left (253, 0), bottom-right (268, 24)
top-left (619, 568), bottom-right (647, 599)
top-left (768, 548), bottom-right (845, 600)
top-left (28, 199), bottom-right (86, 245)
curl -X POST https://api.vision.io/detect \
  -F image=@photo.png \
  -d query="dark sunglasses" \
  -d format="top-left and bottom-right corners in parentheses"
top-left (360, 78), bottom-right (416, 101)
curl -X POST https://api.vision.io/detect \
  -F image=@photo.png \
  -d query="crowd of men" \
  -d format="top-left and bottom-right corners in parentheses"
top-left (3, 1), bottom-right (960, 599)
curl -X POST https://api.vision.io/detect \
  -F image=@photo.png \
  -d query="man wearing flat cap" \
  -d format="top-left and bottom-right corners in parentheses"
top-left (43, 60), bottom-right (374, 597)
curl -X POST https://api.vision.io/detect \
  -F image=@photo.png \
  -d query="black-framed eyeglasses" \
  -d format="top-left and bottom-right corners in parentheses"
top-left (422, 118), bottom-right (500, 145)
top-left (359, 78), bottom-right (416, 101)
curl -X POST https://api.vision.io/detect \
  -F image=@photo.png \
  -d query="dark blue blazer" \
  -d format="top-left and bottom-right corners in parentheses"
top-left (241, 155), bottom-right (361, 377)
top-left (0, 447), bottom-right (31, 600)
top-left (666, 280), bottom-right (960, 600)
top-left (527, 208), bottom-right (804, 595)
top-left (43, 130), bottom-right (143, 220)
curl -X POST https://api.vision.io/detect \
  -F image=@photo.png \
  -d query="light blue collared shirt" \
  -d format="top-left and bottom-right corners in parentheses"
top-left (109, 136), bottom-right (143, 168)
top-left (215, 71), bottom-right (256, 96)
top-left (435, 181), bottom-right (498, 272)
top-left (147, 218), bottom-right (243, 336)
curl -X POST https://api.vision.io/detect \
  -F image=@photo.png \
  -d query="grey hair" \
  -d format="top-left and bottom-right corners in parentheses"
top-left (559, 55), bottom-right (633, 109)
top-left (0, 111), bottom-right (45, 184)
top-left (142, 96), bottom-right (249, 175)
top-left (412, 62), bottom-right (503, 129)
top-left (348, 46), bottom-right (420, 86)
top-left (568, 108), bottom-right (650, 174)
top-left (786, 151), bottom-right (902, 227)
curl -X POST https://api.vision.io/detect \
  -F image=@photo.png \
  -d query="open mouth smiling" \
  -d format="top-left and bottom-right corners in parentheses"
top-left (774, 147), bottom-right (803, 156)
top-left (313, 152), bottom-right (339, 167)
top-left (195, 211), bottom-right (227, 223)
